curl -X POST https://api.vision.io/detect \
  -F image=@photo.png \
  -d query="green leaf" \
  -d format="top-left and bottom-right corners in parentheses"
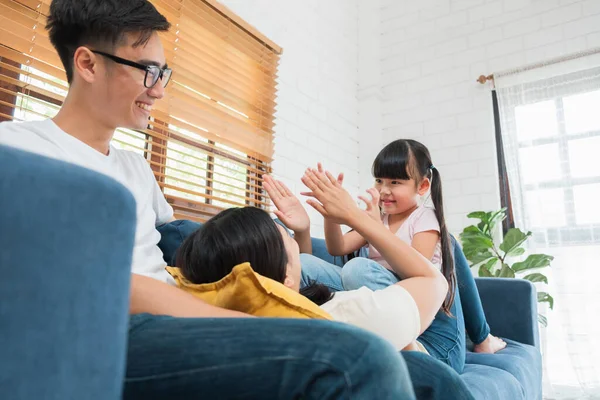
top-left (523, 273), bottom-right (548, 284)
top-left (538, 314), bottom-right (547, 327)
top-left (537, 292), bottom-right (554, 310)
top-left (489, 208), bottom-right (507, 225)
top-left (485, 209), bottom-right (507, 235)
top-left (462, 225), bottom-right (482, 234)
top-left (499, 228), bottom-right (532, 254)
top-left (467, 211), bottom-right (488, 220)
top-left (462, 234), bottom-right (494, 250)
top-left (482, 258), bottom-right (499, 272)
top-left (513, 254), bottom-right (554, 272)
top-left (479, 265), bottom-right (493, 277)
top-left (477, 221), bottom-right (487, 232)
top-left (467, 251), bottom-right (495, 265)
top-left (506, 247), bottom-right (526, 257)
top-left (498, 263), bottom-right (515, 278)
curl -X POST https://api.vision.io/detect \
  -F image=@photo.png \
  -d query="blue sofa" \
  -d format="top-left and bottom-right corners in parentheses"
top-left (159, 220), bottom-right (543, 400)
top-left (0, 146), bottom-right (136, 399)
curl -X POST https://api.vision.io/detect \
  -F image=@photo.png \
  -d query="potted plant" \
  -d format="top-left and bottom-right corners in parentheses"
top-left (460, 209), bottom-right (554, 326)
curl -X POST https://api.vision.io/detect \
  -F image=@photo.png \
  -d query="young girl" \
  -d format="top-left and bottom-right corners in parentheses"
top-left (175, 203), bottom-right (449, 353)
top-left (296, 139), bottom-right (506, 373)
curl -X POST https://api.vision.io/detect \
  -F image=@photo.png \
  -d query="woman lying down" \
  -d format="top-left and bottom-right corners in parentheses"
top-left (175, 169), bottom-right (449, 352)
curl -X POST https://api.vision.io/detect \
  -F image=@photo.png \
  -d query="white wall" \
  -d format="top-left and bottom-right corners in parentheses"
top-left (221, 0), bottom-right (360, 237)
top-left (222, 0), bottom-right (600, 236)
top-left (379, 0), bottom-right (600, 234)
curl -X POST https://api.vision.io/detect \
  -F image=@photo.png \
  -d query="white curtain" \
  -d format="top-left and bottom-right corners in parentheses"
top-left (495, 54), bottom-right (600, 400)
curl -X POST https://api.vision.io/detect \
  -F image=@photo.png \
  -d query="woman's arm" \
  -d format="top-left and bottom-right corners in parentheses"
top-left (302, 168), bottom-right (447, 332)
top-left (292, 228), bottom-right (313, 254)
top-left (264, 175), bottom-right (312, 253)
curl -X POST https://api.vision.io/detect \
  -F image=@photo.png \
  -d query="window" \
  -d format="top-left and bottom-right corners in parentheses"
top-left (509, 88), bottom-right (600, 240)
top-left (0, 0), bottom-right (281, 222)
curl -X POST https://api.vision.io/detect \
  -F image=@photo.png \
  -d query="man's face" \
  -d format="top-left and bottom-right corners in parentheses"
top-left (94, 32), bottom-right (167, 130)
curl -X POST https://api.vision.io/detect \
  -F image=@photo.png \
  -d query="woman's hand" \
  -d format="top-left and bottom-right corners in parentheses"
top-left (301, 167), bottom-right (361, 226)
top-left (264, 175), bottom-right (310, 233)
top-left (358, 188), bottom-right (382, 223)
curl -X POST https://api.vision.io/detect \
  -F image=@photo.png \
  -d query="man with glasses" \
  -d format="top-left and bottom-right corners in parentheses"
top-left (0, 1), bottom-right (418, 398)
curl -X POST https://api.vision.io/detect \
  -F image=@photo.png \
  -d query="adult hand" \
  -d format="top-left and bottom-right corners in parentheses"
top-left (300, 162), bottom-right (344, 196)
top-left (264, 175), bottom-right (310, 233)
top-left (301, 167), bottom-right (361, 226)
top-left (358, 188), bottom-right (382, 223)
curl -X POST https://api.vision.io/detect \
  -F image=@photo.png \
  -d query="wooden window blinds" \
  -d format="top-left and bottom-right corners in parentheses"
top-left (0, 0), bottom-right (281, 222)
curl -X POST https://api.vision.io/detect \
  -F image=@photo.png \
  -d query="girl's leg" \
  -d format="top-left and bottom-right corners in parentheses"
top-left (340, 257), bottom-right (400, 291)
top-left (453, 238), bottom-right (506, 353)
top-left (417, 287), bottom-right (466, 373)
top-left (299, 253), bottom-right (344, 292)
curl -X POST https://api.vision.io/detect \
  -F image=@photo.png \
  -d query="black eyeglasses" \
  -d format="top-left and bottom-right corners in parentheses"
top-left (91, 50), bottom-right (172, 89)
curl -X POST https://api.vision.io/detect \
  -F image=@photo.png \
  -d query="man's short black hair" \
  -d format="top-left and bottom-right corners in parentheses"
top-left (46, 0), bottom-right (171, 83)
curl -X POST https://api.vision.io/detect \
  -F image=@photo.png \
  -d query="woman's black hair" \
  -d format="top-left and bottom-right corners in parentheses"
top-left (176, 207), bottom-right (333, 306)
top-left (46, 0), bottom-right (171, 83)
top-left (372, 139), bottom-right (456, 315)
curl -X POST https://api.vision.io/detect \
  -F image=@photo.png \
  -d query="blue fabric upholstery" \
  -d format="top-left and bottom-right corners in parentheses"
top-left (157, 220), bottom-right (201, 265)
top-left (157, 222), bottom-right (543, 400)
top-left (476, 278), bottom-right (541, 349)
top-left (313, 237), bottom-right (543, 400)
top-left (0, 146), bottom-right (136, 399)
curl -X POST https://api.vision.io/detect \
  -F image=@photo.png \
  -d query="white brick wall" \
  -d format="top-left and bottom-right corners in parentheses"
top-left (220, 0), bottom-right (600, 237)
top-left (379, 0), bottom-right (600, 234)
top-left (220, 0), bottom-right (360, 237)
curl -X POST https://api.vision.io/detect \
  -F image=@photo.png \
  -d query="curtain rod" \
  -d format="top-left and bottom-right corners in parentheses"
top-left (476, 47), bottom-right (600, 85)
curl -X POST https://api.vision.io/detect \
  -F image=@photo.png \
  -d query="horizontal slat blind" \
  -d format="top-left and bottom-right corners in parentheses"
top-left (0, 0), bottom-right (281, 222)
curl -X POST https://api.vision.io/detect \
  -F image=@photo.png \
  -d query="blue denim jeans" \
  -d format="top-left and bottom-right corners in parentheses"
top-left (124, 314), bottom-right (416, 399)
top-left (300, 253), bottom-right (470, 374)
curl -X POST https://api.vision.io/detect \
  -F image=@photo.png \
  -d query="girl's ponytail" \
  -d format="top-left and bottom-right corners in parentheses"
top-left (430, 165), bottom-right (456, 316)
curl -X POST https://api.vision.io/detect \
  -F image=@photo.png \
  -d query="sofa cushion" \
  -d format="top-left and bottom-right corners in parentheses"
top-left (157, 220), bottom-right (202, 265)
top-left (166, 263), bottom-right (333, 320)
top-left (465, 339), bottom-right (542, 400)
top-left (461, 363), bottom-right (524, 400)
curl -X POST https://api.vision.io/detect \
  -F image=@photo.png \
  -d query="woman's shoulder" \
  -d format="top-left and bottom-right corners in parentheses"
top-left (322, 285), bottom-right (421, 351)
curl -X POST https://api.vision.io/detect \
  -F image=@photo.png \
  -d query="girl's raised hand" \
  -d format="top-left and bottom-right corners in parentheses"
top-left (301, 167), bottom-right (361, 226)
top-left (358, 188), bottom-right (382, 223)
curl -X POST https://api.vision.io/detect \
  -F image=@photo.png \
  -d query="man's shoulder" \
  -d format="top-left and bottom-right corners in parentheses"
top-left (111, 146), bottom-right (147, 165)
top-left (0, 120), bottom-right (58, 156)
top-left (0, 119), bottom-right (50, 135)
top-left (110, 146), bottom-right (153, 177)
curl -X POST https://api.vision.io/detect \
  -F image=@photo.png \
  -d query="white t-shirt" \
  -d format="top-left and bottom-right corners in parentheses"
top-left (369, 206), bottom-right (442, 271)
top-left (0, 119), bottom-right (174, 283)
top-left (321, 284), bottom-right (420, 351)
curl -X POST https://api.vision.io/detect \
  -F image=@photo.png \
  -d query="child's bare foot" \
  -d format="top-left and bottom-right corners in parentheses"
top-left (474, 334), bottom-right (507, 354)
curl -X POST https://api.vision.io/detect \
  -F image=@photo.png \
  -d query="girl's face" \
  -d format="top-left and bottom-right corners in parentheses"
top-left (374, 177), bottom-right (430, 215)
top-left (276, 224), bottom-right (302, 292)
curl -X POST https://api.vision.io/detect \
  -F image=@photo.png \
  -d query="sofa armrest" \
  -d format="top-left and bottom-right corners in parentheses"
top-left (475, 278), bottom-right (540, 349)
top-left (0, 146), bottom-right (136, 399)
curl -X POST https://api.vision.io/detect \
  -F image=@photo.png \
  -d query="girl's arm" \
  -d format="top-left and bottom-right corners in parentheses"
top-left (412, 231), bottom-right (440, 260)
top-left (302, 168), bottom-right (447, 333)
top-left (324, 221), bottom-right (367, 256)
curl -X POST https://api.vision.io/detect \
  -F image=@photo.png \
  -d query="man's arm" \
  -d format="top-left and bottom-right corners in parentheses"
top-left (130, 274), bottom-right (250, 318)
